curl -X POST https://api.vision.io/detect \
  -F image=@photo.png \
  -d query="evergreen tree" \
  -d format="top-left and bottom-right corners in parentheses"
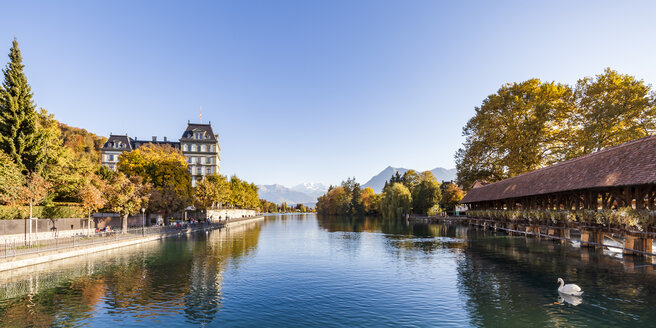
top-left (0, 38), bottom-right (45, 173)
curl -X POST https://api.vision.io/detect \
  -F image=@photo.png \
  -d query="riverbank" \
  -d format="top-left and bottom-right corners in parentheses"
top-left (0, 215), bottom-right (264, 272)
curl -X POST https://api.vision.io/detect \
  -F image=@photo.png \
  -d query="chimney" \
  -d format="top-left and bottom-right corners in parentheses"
top-left (164, 136), bottom-right (167, 142)
top-left (152, 136), bottom-right (157, 141)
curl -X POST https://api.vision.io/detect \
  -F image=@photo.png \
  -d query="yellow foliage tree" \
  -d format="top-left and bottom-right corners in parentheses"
top-left (117, 144), bottom-right (192, 218)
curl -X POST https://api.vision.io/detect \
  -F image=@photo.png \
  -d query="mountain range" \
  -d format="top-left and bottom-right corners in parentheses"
top-left (257, 183), bottom-right (329, 207)
top-left (257, 166), bottom-right (456, 207)
top-left (362, 166), bottom-right (457, 193)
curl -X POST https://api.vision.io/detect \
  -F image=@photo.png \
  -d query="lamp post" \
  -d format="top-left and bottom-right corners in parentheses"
top-left (141, 208), bottom-right (145, 236)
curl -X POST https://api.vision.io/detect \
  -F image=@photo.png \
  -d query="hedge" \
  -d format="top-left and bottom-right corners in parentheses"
top-left (0, 205), bottom-right (86, 220)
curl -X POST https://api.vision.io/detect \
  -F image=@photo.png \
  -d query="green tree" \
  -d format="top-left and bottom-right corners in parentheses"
top-left (380, 182), bottom-right (412, 218)
top-left (0, 38), bottom-right (45, 173)
top-left (402, 170), bottom-right (420, 190)
top-left (0, 150), bottom-right (24, 204)
top-left (571, 68), bottom-right (656, 156)
top-left (268, 202), bottom-right (278, 213)
top-left (350, 184), bottom-right (364, 216)
top-left (411, 171), bottom-right (442, 215)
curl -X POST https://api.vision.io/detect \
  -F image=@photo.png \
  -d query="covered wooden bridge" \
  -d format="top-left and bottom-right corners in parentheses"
top-left (460, 135), bottom-right (656, 256)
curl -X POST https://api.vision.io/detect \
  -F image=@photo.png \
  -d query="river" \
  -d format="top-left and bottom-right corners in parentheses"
top-left (0, 214), bottom-right (655, 327)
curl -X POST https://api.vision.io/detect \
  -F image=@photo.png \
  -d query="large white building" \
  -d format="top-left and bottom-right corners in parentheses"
top-left (100, 121), bottom-right (220, 187)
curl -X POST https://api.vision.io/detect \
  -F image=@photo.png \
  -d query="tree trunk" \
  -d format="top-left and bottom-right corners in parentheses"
top-left (122, 214), bottom-right (128, 233)
top-left (28, 200), bottom-right (33, 245)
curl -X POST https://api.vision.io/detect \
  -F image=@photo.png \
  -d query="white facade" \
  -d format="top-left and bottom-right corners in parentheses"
top-left (100, 122), bottom-right (220, 187)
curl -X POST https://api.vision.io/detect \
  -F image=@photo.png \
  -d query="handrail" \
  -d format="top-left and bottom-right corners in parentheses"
top-left (0, 222), bottom-right (223, 259)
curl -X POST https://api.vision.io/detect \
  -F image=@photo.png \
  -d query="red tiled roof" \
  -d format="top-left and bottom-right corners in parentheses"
top-left (460, 135), bottom-right (656, 203)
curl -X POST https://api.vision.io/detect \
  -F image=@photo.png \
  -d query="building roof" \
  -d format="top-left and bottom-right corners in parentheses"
top-left (179, 122), bottom-right (218, 142)
top-left (460, 135), bottom-right (656, 204)
top-left (133, 139), bottom-right (180, 147)
top-left (101, 134), bottom-right (134, 151)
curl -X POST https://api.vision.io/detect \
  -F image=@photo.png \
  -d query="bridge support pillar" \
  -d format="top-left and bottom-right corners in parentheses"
top-left (624, 236), bottom-right (653, 256)
top-left (581, 230), bottom-right (604, 248)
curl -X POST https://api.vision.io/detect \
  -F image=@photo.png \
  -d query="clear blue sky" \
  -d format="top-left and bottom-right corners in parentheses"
top-left (1, 0), bottom-right (655, 186)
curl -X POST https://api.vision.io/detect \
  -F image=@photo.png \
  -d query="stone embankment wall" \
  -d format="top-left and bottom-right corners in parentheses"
top-left (206, 209), bottom-right (257, 222)
top-left (0, 210), bottom-right (258, 242)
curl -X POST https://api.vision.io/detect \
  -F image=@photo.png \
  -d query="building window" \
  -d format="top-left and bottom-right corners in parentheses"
top-left (196, 167), bottom-right (202, 175)
top-left (206, 157), bottom-right (212, 164)
top-left (187, 157), bottom-right (192, 163)
top-left (206, 167), bottom-right (211, 174)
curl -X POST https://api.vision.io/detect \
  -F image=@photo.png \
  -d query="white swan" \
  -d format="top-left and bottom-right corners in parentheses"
top-left (557, 278), bottom-right (583, 296)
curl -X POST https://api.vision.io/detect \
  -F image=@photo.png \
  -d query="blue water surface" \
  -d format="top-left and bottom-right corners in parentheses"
top-left (1, 214), bottom-right (655, 327)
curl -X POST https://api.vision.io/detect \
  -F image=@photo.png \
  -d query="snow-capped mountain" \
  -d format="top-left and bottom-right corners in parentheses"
top-left (291, 183), bottom-right (328, 199)
top-left (257, 183), bottom-right (328, 206)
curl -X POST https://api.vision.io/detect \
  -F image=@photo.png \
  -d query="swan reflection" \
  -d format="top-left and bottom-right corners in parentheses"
top-left (557, 293), bottom-right (583, 306)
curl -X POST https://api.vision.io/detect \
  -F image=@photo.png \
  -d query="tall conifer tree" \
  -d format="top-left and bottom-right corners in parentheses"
top-left (0, 38), bottom-right (44, 173)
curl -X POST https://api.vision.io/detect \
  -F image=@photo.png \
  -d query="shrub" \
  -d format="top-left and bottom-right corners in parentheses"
top-left (427, 205), bottom-right (443, 216)
top-left (0, 205), bottom-right (85, 220)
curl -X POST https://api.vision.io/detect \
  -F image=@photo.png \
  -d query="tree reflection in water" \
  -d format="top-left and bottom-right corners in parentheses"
top-left (0, 222), bottom-right (261, 326)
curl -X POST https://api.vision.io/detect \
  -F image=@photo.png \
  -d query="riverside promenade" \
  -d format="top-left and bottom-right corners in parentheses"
top-left (0, 215), bottom-right (264, 272)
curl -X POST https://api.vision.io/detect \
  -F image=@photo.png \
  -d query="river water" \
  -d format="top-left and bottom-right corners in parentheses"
top-left (0, 214), bottom-right (655, 327)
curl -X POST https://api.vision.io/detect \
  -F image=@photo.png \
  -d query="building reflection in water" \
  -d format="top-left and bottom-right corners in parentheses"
top-left (0, 221), bottom-right (262, 327)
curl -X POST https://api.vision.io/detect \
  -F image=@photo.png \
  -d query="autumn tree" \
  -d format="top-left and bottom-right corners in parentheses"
top-left (361, 187), bottom-right (380, 215)
top-left (19, 172), bottom-right (51, 219)
top-left (78, 179), bottom-right (106, 233)
top-left (195, 174), bottom-right (230, 209)
top-left (104, 173), bottom-right (150, 232)
top-left (226, 175), bottom-right (260, 209)
top-left (0, 38), bottom-right (46, 173)
top-left (118, 143), bottom-right (192, 217)
top-left (440, 182), bottom-right (465, 212)
top-left (570, 68), bottom-right (656, 157)
top-left (456, 79), bottom-right (575, 189)
top-left (38, 109), bottom-right (98, 202)
top-left (455, 69), bottom-right (656, 190)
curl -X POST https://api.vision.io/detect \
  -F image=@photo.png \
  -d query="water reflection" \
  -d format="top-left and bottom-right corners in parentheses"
top-left (458, 227), bottom-right (656, 327)
top-left (557, 293), bottom-right (583, 306)
top-left (0, 221), bottom-right (261, 327)
top-left (1, 215), bottom-right (656, 327)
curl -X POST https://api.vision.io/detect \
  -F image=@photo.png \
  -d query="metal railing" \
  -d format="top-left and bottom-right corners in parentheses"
top-left (0, 222), bottom-right (222, 259)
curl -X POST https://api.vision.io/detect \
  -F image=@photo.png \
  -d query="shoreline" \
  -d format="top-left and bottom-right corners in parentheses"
top-left (0, 215), bottom-right (264, 272)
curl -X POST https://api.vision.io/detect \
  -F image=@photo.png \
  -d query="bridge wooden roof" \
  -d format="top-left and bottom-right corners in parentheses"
top-left (460, 135), bottom-right (656, 204)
